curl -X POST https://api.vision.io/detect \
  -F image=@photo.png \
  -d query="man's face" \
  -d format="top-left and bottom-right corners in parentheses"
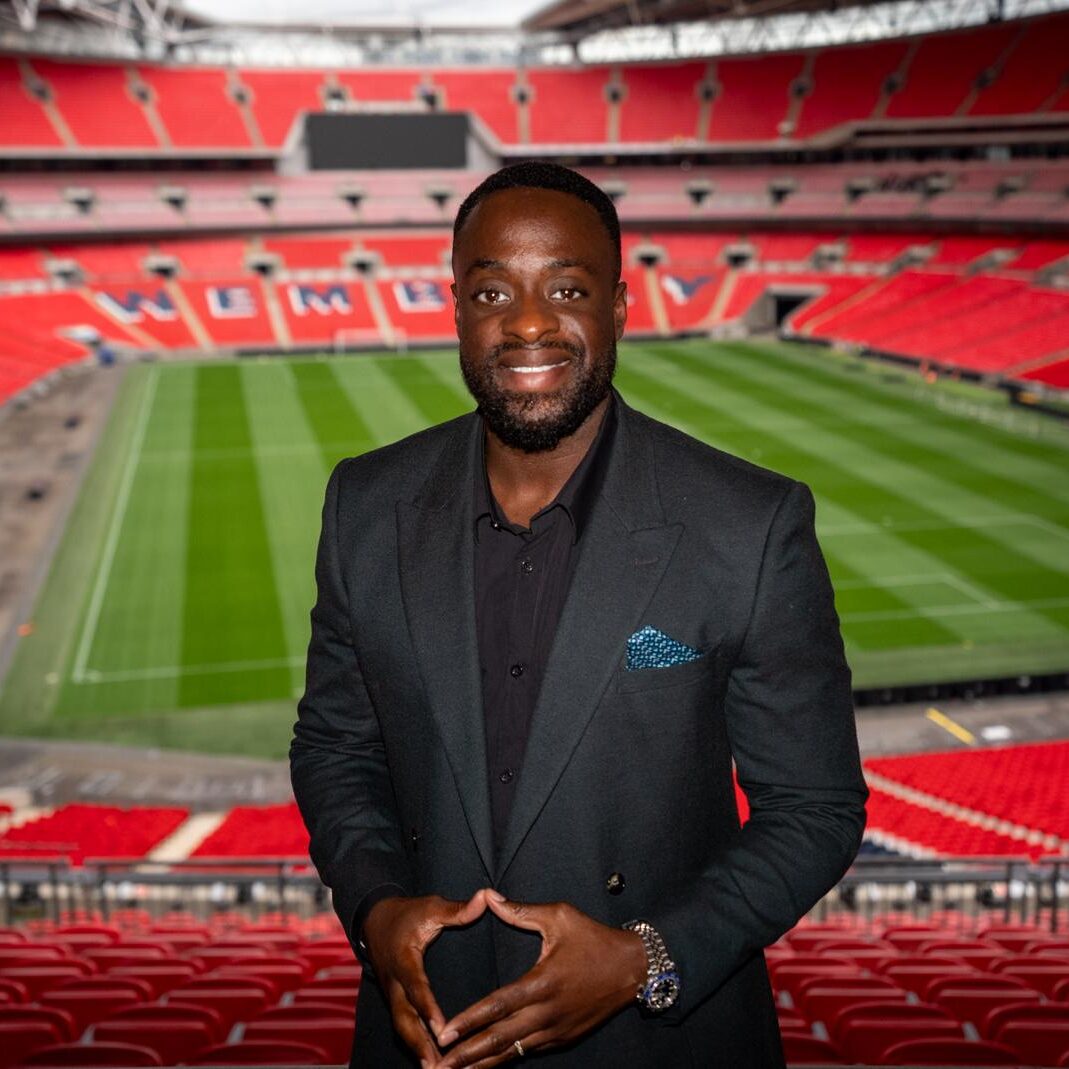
top-left (451, 186), bottom-right (627, 453)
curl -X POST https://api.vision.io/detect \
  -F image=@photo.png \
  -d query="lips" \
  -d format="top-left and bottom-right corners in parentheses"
top-left (505, 359), bottom-right (569, 375)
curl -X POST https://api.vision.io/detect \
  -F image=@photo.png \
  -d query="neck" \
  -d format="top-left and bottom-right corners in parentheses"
top-left (484, 395), bottom-right (609, 528)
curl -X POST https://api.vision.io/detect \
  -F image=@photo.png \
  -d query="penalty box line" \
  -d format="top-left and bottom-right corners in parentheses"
top-left (71, 368), bottom-right (159, 686)
top-left (77, 655), bottom-right (306, 684)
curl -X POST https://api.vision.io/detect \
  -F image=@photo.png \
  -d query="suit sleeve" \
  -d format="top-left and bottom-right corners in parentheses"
top-left (290, 461), bottom-right (412, 954)
top-left (655, 479), bottom-right (867, 1019)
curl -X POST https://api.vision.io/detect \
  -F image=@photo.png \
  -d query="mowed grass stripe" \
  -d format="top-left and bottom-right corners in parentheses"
top-left (242, 362), bottom-right (325, 688)
top-left (291, 359), bottom-right (376, 469)
top-left (614, 352), bottom-right (963, 652)
top-left (639, 343), bottom-right (1069, 636)
top-left (180, 364), bottom-right (290, 706)
top-left (372, 353), bottom-right (472, 430)
top-left (69, 365), bottom-right (193, 716)
top-left (758, 338), bottom-right (1069, 489)
top-left (332, 357), bottom-right (438, 446)
top-left (723, 339), bottom-right (1069, 517)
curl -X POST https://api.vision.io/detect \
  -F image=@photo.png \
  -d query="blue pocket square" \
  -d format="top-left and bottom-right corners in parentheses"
top-left (626, 625), bottom-right (703, 671)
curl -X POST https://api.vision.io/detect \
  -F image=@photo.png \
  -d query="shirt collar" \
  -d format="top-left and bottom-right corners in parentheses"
top-left (474, 392), bottom-right (618, 544)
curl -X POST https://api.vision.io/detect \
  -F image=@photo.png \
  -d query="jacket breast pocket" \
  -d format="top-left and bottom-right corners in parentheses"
top-left (615, 647), bottom-right (718, 694)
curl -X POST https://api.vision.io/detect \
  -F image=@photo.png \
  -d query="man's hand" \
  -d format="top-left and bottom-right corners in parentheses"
top-left (363, 890), bottom-right (491, 1069)
top-left (433, 890), bottom-right (647, 1068)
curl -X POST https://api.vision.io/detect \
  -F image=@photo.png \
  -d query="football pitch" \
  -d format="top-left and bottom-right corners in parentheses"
top-left (2, 338), bottom-right (1068, 759)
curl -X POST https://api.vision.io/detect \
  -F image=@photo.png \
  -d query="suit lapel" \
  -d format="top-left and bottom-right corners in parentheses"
top-left (495, 398), bottom-right (683, 880)
top-left (397, 413), bottom-right (496, 880)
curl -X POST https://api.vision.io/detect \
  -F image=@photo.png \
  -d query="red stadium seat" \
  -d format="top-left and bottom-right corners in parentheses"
top-left (39, 989), bottom-right (142, 1035)
top-left (290, 984), bottom-right (359, 1010)
top-left (829, 998), bottom-right (955, 1038)
top-left (795, 982), bottom-right (908, 1023)
top-left (0, 1006), bottom-right (77, 1042)
top-left (242, 1018), bottom-right (354, 1062)
top-left (997, 1021), bottom-right (1069, 1066)
top-left (2, 966), bottom-right (92, 1000)
top-left (0, 979), bottom-right (29, 1003)
top-left (21, 1043), bottom-right (163, 1066)
top-left (186, 1039), bottom-right (330, 1064)
top-left (983, 1000), bottom-right (1069, 1040)
top-left (779, 1033), bottom-right (847, 1064)
top-left (103, 1002), bottom-right (226, 1042)
top-left (107, 964), bottom-right (199, 998)
top-left (0, 1021), bottom-right (64, 1069)
top-left (163, 984), bottom-right (271, 1027)
top-left (838, 1017), bottom-right (967, 1063)
top-left (91, 1019), bottom-right (217, 1063)
top-left (883, 1037), bottom-right (1022, 1065)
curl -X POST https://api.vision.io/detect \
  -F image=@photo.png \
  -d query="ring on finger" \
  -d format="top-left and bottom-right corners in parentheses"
top-left (513, 1039), bottom-right (525, 1057)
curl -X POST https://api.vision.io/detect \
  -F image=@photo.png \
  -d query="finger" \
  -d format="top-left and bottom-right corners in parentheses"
top-left (437, 1010), bottom-right (551, 1069)
top-left (388, 981), bottom-right (440, 1067)
top-left (451, 888), bottom-right (492, 925)
top-left (396, 949), bottom-right (448, 1039)
top-left (484, 894), bottom-right (552, 934)
top-left (439, 971), bottom-right (546, 1045)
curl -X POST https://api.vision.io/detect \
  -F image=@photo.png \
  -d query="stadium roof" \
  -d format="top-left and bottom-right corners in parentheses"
top-left (3, 0), bottom-right (1068, 63)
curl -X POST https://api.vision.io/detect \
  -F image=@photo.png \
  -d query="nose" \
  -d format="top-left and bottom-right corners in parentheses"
top-left (500, 290), bottom-right (560, 344)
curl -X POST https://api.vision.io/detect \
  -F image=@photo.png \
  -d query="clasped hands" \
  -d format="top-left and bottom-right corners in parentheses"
top-left (363, 888), bottom-right (648, 1069)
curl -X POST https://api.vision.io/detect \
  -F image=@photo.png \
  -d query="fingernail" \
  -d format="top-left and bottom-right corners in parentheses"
top-left (439, 1028), bottom-right (458, 1045)
top-left (487, 889), bottom-right (506, 903)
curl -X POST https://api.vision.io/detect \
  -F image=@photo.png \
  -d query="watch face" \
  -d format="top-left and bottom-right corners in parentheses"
top-left (645, 971), bottom-right (681, 1012)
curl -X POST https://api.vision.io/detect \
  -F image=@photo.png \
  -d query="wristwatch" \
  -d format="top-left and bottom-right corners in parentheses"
top-left (622, 919), bottom-right (681, 1012)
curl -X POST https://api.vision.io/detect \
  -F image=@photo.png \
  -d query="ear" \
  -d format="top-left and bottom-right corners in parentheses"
top-left (613, 279), bottom-right (628, 340)
top-left (451, 280), bottom-right (460, 328)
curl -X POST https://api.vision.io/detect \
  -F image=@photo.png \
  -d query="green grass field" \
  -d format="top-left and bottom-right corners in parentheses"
top-left (2, 339), bottom-right (1068, 759)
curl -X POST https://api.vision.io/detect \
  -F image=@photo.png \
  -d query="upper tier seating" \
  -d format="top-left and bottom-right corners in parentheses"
top-left (0, 11), bottom-right (1065, 154)
top-left (26, 61), bottom-right (158, 149)
top-left (884, 23), bottom-right (1018, 119)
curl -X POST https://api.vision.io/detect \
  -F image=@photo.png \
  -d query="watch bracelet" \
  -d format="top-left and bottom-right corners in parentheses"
top-left (622, 919), bottom-right (675, 998)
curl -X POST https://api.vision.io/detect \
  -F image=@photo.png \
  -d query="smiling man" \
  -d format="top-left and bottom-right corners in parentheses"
top-left (291, 162), bottom-right (867, 1069)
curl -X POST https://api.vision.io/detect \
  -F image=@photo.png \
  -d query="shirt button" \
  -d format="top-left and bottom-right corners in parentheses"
top-left (606, 872), bottom-right (626, 895)
top-left (520, 558), bottom-right (534, 573)
top-left (510, 663), bottom-right (525, 678)
top-left (499, 768), bottom-right (515, 784)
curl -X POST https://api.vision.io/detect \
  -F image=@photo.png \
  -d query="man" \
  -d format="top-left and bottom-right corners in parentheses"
top-left (291, 162), bottom-right (867, 1069)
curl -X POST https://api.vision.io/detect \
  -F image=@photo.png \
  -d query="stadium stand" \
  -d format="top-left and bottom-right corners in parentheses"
top-left (0, 806), bottom-right (187, 865)
top-left (0, 905), bottom-right (1066, 1066)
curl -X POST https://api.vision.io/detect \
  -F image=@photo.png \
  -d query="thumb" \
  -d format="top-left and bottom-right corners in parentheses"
top-left (485, 892), bottom-right (550, 933)
top-left (444, 888), bottom-right (490, 927)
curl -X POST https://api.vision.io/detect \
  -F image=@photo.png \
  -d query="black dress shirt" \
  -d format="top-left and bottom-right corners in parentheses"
top-left (474, 398), bottom-right (616, 852)
top-left (354, 398), bottom-right (616, 943)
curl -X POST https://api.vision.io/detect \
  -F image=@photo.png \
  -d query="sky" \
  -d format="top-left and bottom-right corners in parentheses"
top-left (181, 0), bottom-right (550, 28)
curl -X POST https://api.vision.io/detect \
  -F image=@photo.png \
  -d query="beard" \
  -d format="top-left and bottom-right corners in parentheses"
top-left (459, 338), bottom-right (616, 453)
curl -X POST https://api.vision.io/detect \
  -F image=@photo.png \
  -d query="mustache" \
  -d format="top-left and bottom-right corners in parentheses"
top-left (488, 340), bottom-right (585, 362)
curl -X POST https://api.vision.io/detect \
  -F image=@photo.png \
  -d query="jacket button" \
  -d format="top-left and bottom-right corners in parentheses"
top-left (410, 828), bottom-right (420, 852)
top-left (606, 872), bottom-right (625, 895)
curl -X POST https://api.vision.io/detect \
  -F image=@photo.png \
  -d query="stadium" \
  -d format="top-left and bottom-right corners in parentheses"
top-left (0, 0), bottom-right (1068, 1063)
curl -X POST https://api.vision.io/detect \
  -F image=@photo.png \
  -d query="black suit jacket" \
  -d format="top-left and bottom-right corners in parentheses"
top-left (291, 390), bottom-right (868, 1068)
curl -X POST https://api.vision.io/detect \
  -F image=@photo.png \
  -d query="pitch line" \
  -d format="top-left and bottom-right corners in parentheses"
top-left (842, 595), bottom-right (1069, 624)
top-left (71, 368), bottom-right (159, 685)
top-left (77, 655), bottom-right (305, 684)
top-left (820, 514), bottom-right (1069, 541)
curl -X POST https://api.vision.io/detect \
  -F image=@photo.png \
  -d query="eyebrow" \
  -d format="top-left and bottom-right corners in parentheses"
top-left (463, 256), bottom-right (598, 276)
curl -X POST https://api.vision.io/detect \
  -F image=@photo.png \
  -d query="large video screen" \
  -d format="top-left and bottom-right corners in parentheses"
top-left (306, 112), bottom-right (470, 169)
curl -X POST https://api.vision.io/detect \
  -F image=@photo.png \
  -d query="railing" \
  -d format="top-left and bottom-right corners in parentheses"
top-left (1, 855), bottom-right (1065, 932)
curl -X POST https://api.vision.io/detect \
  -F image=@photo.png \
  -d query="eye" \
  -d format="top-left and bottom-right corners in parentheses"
top-left (551, 287), bottom-right (585, 301)
top-left (474, 288), bottom-right (509, 305)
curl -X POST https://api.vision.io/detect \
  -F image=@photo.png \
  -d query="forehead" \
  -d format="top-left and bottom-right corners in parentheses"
top-left (453, 187), bottom-right (612, 266)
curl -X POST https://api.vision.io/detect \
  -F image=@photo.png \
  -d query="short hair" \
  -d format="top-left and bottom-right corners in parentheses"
top-left (453, 162), bottom-right (621, 278)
